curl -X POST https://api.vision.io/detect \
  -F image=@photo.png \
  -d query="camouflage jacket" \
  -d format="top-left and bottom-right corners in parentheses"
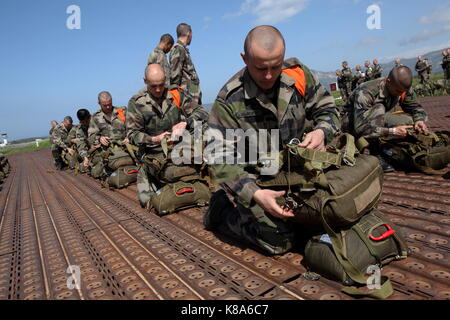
top-left (364, 66), bottom-right (373, 81)
top-left (126, 86), bottom-right (209, 154)
top-left (88, 107), bottom-right (128, 146)
top-left (352, 71), bottom-right (365, 88)
top-left (52, 123), bottom-right (72, 150)
top-left (169, 40), bottom-right (201, 100)
top-left (347, 78), bottom-right (428, 139)
top-left (341, 67), bottom-right (353, 83)
top-left (372, 64), bottom-right (383, 79)
top-left (49, 127), bottom-right (55, 144)
top-left (75, 124), bottom-right (90, 159)
top-left (444, 55), bottom-right (450, 71)
top-left (415, 61), bottom-right (428, 74)
top-left (207, 57), bottom-right (341, 206)
top-left (148, 47), bottom-right (171, 86)
top-left (67, 125), bottom-right (79, 147)
top-left (441, 56), bottom-right (449, 71)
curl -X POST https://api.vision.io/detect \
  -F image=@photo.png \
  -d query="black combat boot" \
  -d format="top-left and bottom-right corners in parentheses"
top-left (203, 189), bottom-right (234, 231)
top-left (376, 155), bottom-right (395, 173)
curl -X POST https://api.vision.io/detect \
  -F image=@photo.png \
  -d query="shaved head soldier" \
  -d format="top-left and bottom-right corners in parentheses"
top-left (204, 25), bottom-right (341, 255)
top-left (372, 59), bottom-right (383, 79)
top-left (148, 33), bottom-right (174, 86)
top-left (415, 56), bottom-right (430, 85)
top-left (340, 61), bottom-right (353, 102)
top-left (88, 91), bottom-right (128, 148)
top-left (364, 60), bottom-right (373, 81)
top-left (352, 65), bottom-right (365, 90)
top-left (127, 63), bottom-right (209, 208)
top-left (394, 58), bottom-right (402, 68)
top-left (344, 66), bottom-right (428, 172)
top-left (169, 23), bottom-right (202, 104)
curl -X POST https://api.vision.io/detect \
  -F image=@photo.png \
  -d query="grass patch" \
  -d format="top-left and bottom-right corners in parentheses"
top-left (0, 139), bottom-right (51, 155)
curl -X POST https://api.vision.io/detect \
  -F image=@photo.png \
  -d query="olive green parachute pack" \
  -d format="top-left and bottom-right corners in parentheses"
top-left (89, 143), bottom-right (138, 189)
top-left (256, 134), bottom-right (384, 228)
top-left (379, 129), bottom-right (450, 175)
top-left (142, 137), bottom-right (211, 216)
top-left (255, 133), bottom-right (409, 299)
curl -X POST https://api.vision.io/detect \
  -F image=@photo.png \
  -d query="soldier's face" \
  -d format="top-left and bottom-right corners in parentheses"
top-left (164, 43), bottom-right (173, 53)
top-left (386, 79), bottom-right (407, 97)
top-left (64, 120), bottom-right (72, 130)
top-left (80, 117), bottom-right (90, 127)
top-left (99, 98), bottom-right (113, 114)
top-left (242, 44), bottom-right (285, 91)
top-left (146, 78), bottom-right (166, 99)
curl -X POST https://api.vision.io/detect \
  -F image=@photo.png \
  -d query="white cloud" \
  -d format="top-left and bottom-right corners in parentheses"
top-left (398, 25), bottom-right (450, 46)
top-left (380, 40), bottom-right (450, 62)
top-left (224, 0), bottom-right (309, 24)
top-left (419, 3), bottom-right (450, 24)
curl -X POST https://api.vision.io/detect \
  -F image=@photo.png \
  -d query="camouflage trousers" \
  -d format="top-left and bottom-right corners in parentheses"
top-left (342, 82), bottom-right (353, 102)
top-left (216, 193), bottom-right (296, 255)
top-left (136, 163), bottom-right (158, 208)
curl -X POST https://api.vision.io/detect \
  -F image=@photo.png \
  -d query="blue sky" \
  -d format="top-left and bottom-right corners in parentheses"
top-left (1, 0), bottom-right (450, 141)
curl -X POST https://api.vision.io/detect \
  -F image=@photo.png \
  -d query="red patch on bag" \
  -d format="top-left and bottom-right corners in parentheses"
top-left (176, 188), bottom-right (194, 195)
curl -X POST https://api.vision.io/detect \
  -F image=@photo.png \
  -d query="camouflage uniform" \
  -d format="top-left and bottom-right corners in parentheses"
top-left (341, 66), bottom-right (353, 101)
top-left (65, 125), bottom-right (80, 169)
top-left (364, 66), bottom-right (373, 82)
top-left (75, 124), bottom-right (90, 160)
top-left (87, 107), bottom-right (129, 178)
top-left (345, 78), bottom-right (427, 141)
top-left (352, 70), bottom-right (365, 90)
top-left (148, 47), bottom-right (171, 87)
top-left (206, 58), bottom-right (341, 255)
top-left (169, 40), bottom-right (202, 104)
top-left (444, 54), bottom-right (450, 80)
top-left (337, 73), bottom-right (347, 101)
top-left (88, 107), bottom-right (128, 146)
top-left (49, 127), bottom-right (57, 165)
top-left (372, 64), bottom-right (383, 79)
top-left (127, 86), bottom-right (209, 207)
top-left (415, 60), bottom-right (430, 85)
top-left (51, 123), bottom-right (72, 167)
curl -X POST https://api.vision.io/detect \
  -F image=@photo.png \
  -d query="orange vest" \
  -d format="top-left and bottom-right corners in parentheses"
top-left (168, 88), bottom-right (181, 108)
top-left (117, 108), bottom-right (126, 123)
top-left (282, 66), bottom-right (306, 97)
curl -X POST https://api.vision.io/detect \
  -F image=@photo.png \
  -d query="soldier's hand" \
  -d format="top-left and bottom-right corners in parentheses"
top-left (299, 129), bottom-right (325, 150)
top-left (414, 121), bottom-right (428, 133)
top-left (67, 148), bottom-right (74, 155)
top-left (83, 157), bottom-right (90, 167)
top-left (71, 138), bottom-right (78, 144)
top-left (152, 132), bottom-right (171, 145)
top-left (122, 138), bottom-right (130, 144)
top-left (100, 136), bottom-right (111, 146)
top-left (394, 126), bottom-right (413, 138)
top-left (253, 190), bottom-right (295, 220)
top-left (168, 122), bottom-right (187, 143)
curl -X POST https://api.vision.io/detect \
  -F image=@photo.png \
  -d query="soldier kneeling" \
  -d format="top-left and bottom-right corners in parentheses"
top-left (127, 64), bottom-right (211, 215)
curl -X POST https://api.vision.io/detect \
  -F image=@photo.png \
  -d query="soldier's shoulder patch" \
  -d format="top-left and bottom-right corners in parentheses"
top-left (218, 69), bottom-right (245, 100)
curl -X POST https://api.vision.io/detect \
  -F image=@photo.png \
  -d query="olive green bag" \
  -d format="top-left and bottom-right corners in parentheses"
top-left (380, 130), bottom-right (450, 175)
top-left (149, 180), bottom-right (211, 216)
top-left (256, 134), bottom-right (384, 228)
top-left (106, 165), bottom-right (138, 189)
top-left (304, 209), bottom-right (410, 299)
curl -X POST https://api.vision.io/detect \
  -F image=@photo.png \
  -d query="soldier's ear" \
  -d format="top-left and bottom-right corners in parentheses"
top-left (241, 52), bottom-right (247, 65)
